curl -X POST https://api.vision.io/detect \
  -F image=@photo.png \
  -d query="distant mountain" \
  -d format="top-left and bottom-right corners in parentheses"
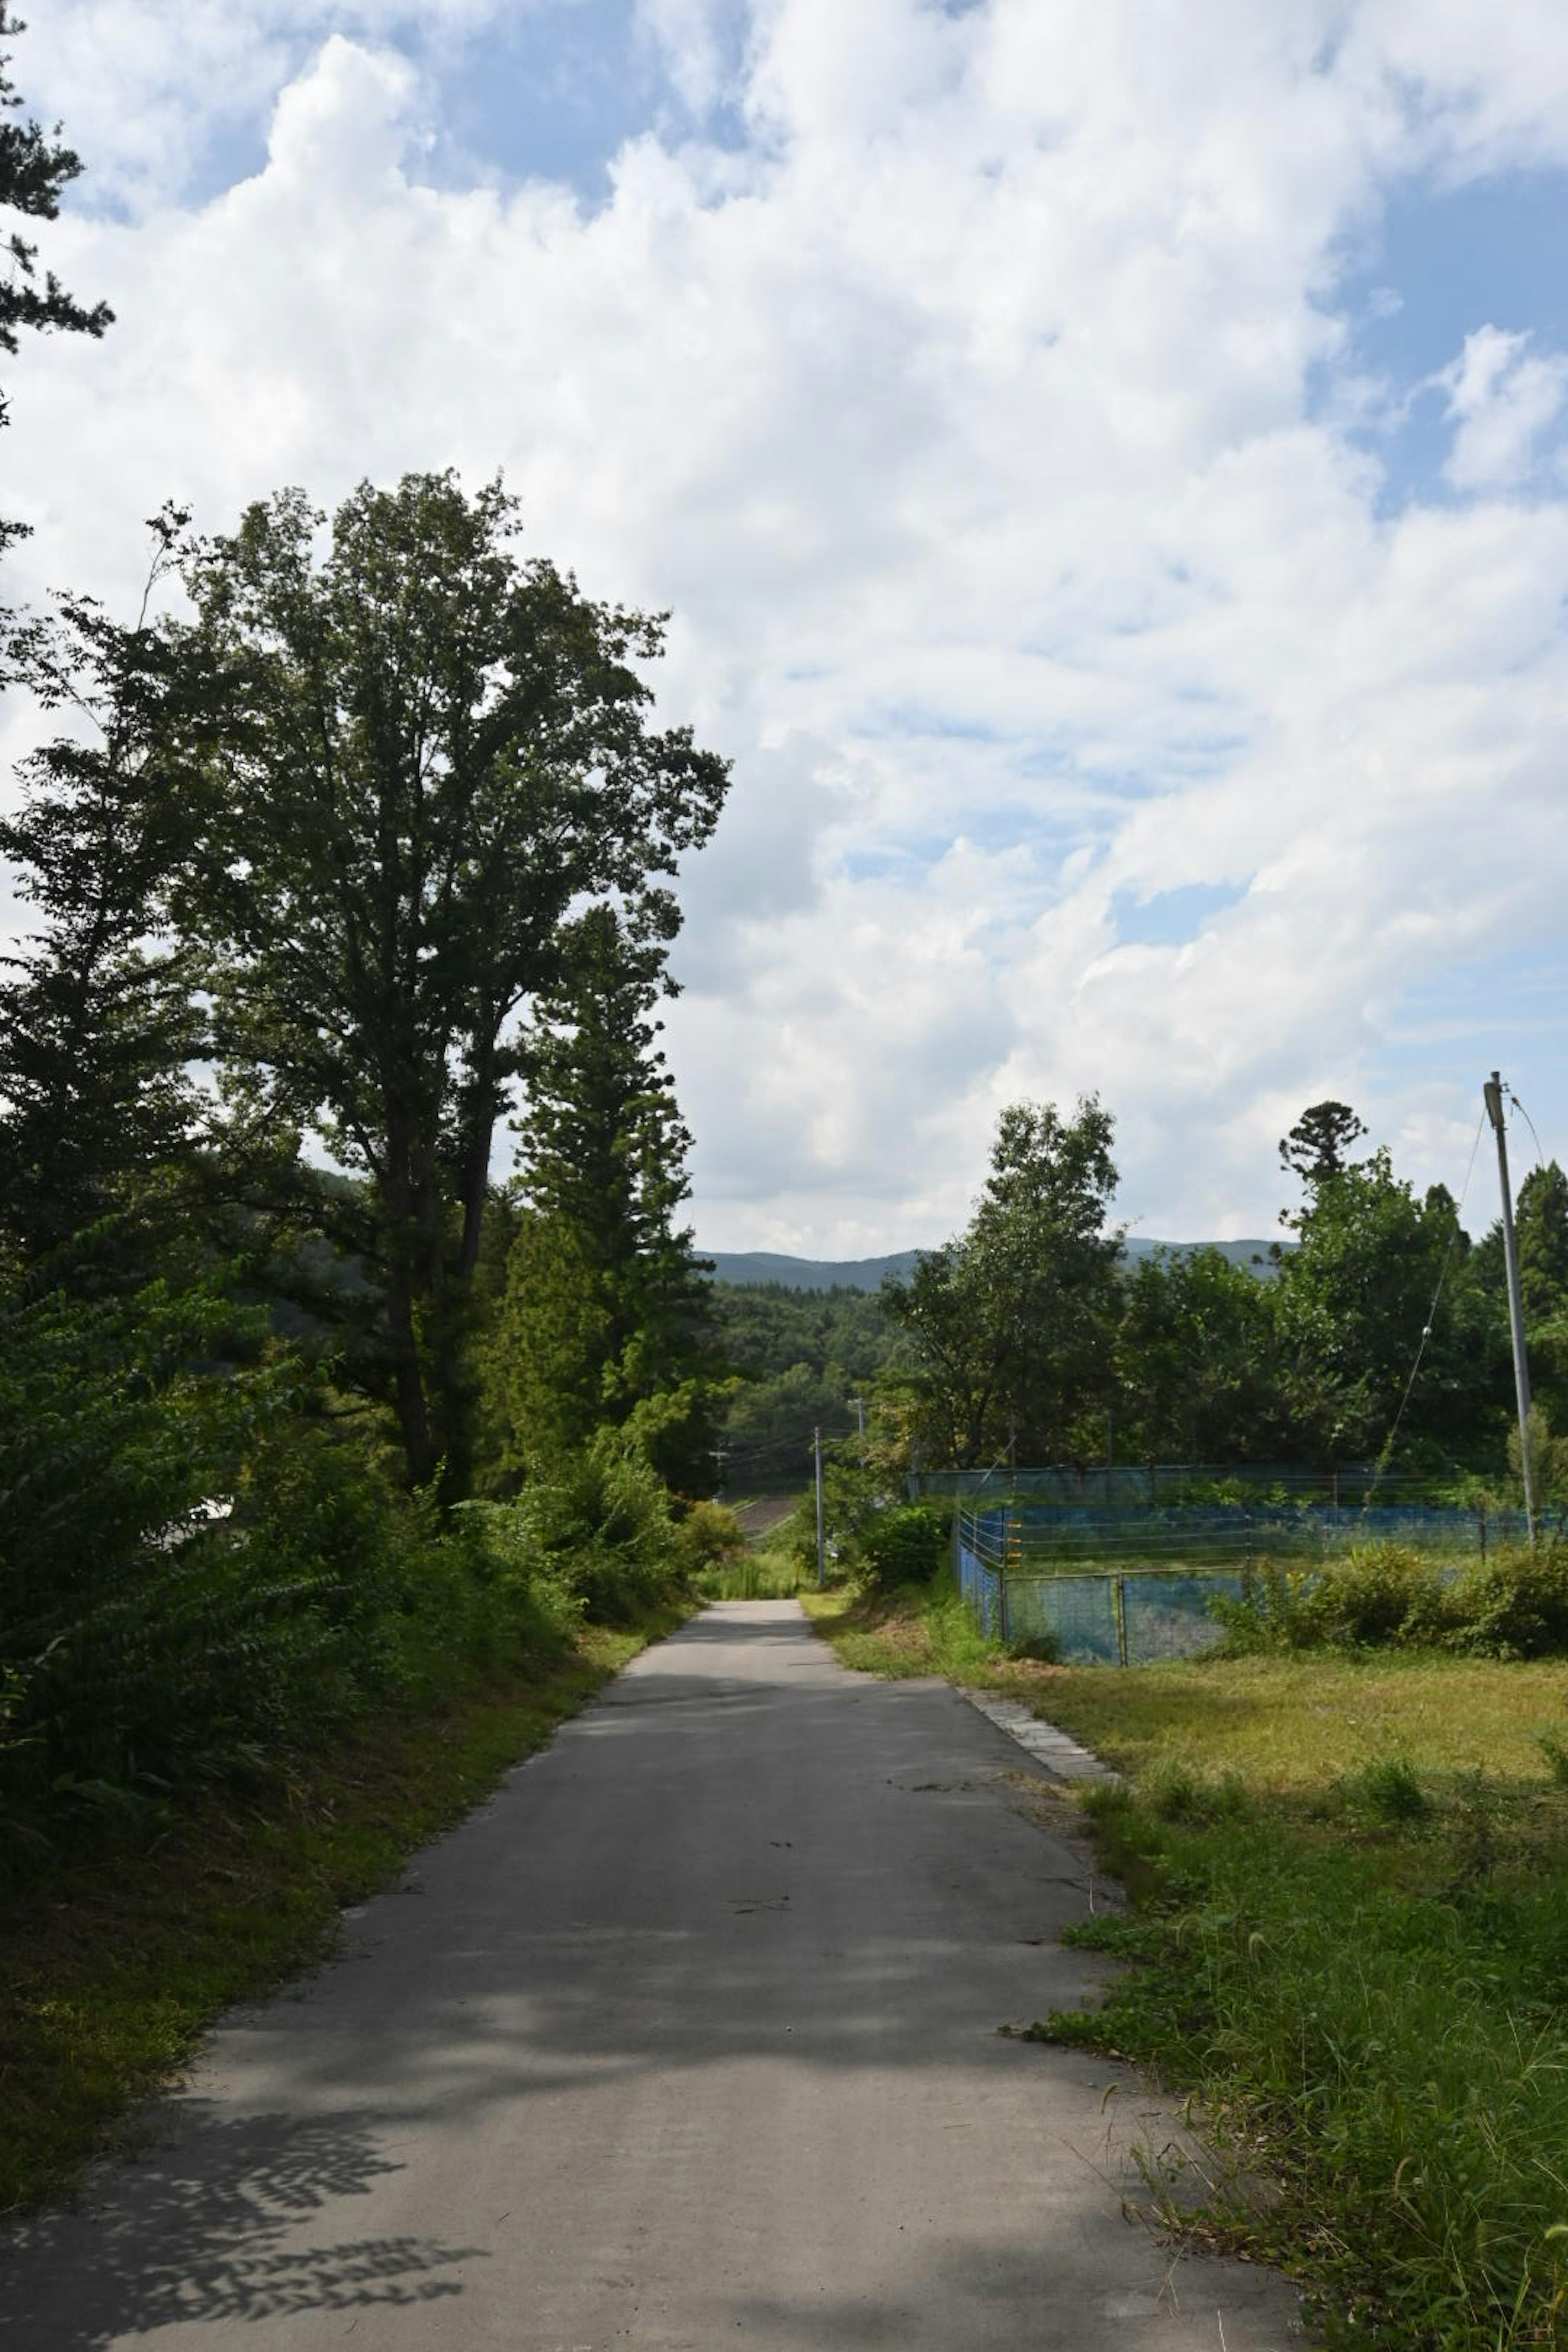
top-left (704, 1237), bottom-right (1286, 1292)
top-left (703, 1249), bottom-right (924, 1292)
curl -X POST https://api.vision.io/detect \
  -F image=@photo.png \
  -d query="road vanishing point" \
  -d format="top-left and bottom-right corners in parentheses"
top-left (2, 1601), bottom-right (1300, 2348)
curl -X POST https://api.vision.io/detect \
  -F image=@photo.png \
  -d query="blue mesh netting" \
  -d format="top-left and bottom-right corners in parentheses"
top-left (1122, 1572), bottom-right (1244, 1663)
top-left (1003, 1575), bottom-right (1119, 1664)
top-left (957, 1539), bottom-right (1001, 1640)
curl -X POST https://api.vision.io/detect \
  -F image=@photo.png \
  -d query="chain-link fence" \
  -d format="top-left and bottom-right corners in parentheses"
top-left (951, 1495), bottom-right (1551, 1666)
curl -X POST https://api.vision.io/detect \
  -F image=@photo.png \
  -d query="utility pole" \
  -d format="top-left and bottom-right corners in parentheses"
top-left (813, 1425), bottom-right (826, 1588)
top-left (1485, 1071), bottom-right (1536, 1546)
top-left (848, 1395), bottom-right (865, 1467)
top-left (709, 1443), bottom-right (727, 1502)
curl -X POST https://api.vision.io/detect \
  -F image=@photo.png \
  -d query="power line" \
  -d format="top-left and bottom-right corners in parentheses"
top-left (1509, 1088), bottom-right (1549, 1175)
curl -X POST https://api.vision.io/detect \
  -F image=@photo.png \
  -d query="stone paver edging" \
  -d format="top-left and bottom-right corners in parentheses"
top-left (961, 1689), bottom-right (1117, 1781)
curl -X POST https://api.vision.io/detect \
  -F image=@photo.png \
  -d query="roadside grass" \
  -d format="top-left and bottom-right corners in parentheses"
top-left (695, 1529), bottom-right (803, 1600)
top-left (807, 1577), bottom-right (1568, 2351)
top-left (0, 1608), bottom-right (683, 2216)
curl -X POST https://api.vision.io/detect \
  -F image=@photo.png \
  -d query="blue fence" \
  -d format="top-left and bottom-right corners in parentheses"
top-left (951, 1495), bottom-right (1552, 1667)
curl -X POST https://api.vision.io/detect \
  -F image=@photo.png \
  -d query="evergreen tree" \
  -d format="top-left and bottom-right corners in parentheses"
top-left (494, 908), bottom-right (718, 1489)
top-left (0, 6), bottom-right (113, 553)
top-left (0, 515), bottom-right (207, 1265)
top-left (1279, 1099), bottom-right (1367, 1213)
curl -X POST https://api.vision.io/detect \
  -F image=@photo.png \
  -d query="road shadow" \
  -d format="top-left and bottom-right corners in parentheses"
top-left (0, 2108), bottom-right (486, 2350)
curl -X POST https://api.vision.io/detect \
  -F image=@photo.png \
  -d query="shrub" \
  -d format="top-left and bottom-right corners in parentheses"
top-left (1216, 1545), bottom-right (1455, 1655)
top-left (675, 1499), bottom-right (746, 1577)
top-left (853, 1503), bottom-right (948, 1593)
top-left (503, 1430), bottom-right (685, 1624)
top-left (1445, 1542), bottom-right (1568, 1659)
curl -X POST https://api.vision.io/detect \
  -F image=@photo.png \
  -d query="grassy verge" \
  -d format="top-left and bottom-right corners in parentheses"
top-left (0, 1606), bottom-right (684, 2216)
top-left (807, 1579), bottom-right (1568, 2351)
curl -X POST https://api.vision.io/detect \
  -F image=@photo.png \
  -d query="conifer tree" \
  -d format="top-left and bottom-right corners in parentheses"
top-left (495, 908), bottom-right (717, 1488)
top-left (0, 515), bottom-right (206, 1265)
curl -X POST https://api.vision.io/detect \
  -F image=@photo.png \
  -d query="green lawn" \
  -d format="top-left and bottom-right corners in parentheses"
top-left (807, 1580), bottom-right (1568, 2351)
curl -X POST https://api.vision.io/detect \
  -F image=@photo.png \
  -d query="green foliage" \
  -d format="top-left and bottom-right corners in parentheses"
top-left (179, 472), bottom-right (728, 1490)
top-left (885, 1095), bottom-right (1123, 1469)
top-left (0, 4), bottom-right (113, 555)
top-left (1216, 1539), bottom-right (1568, 1661)
top-left (1047, 1771), bottom-right (1568, 2352)
top-left (853, 1502), bottom-right (949, 1593)
top-left (490, 907), bottom-right (722, 1493)
top-left (1273, 1149), bottom-right (1507, 1460)
top-left (1114, 1245), bottom-right (1277, 1462)
top-left (0, 1260), bottom-right (591, 1852)
top-left (1278, 1098), bottom-right (1368, 1192)
top-left (493, 1427), bottom-right (688, 1626)
top-left (0, 517), bottom-right (207, 1264)
top-left (675, 1499), bottom-right (746, 1577)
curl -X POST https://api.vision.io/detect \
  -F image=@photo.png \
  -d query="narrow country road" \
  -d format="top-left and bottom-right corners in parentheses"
top-left (2, 1603), bottom-right (1298, 2348)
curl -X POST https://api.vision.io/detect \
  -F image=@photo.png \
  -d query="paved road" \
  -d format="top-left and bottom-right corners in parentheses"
top-left (2, 1603), bottom-right (1299, 2349)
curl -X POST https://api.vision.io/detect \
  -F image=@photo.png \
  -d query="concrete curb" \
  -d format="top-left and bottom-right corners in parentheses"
top-left (960, 1689), bottom-right (1118, 1782)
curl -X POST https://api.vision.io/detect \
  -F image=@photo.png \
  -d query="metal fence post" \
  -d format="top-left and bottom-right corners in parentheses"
top-left (1114, 1574), bottom-right (1128, 1667)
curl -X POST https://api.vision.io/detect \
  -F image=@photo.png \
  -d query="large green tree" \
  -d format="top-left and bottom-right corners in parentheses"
top-left (1273, 1152), bottom-right (1505, 1463)
top-left (492, 906), bottom-right (719, 1488)
top-left (1114, 1245), bottom-right (1277, 1463)
top-left (182, 472), bottom-right (729, 1491)
top-left (886, 1096), bottom-right (1123, 1468)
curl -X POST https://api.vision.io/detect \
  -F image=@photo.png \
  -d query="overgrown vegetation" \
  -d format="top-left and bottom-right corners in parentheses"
top-left (1218, 1539), bottom-right (1568, 1659)
top-left (807, 1573), bottom-right (1568, 2349)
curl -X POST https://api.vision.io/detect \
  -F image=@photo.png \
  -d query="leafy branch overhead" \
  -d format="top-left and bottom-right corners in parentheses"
top-left (0, 6), bottom-right (112, 544)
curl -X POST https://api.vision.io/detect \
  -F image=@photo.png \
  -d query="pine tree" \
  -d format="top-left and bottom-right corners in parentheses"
top-left (495, 908), bottom-right (717, 1487)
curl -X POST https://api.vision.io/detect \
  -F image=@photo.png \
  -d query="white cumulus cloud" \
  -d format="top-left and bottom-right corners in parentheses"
top-left (6, 0), bottom-right (1568, 1251)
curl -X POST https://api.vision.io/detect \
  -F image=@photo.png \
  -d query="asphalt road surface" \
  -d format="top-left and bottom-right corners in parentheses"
top-left (1, 1601), bottom-right (1300, 2349)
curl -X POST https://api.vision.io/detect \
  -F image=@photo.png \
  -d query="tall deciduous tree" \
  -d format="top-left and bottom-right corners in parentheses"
top-left (886, 1096), bottom-right (1123, 1468)
top-left (1516, 1162), bottom-right (1568, 1326)
top-left (1272, 1151), bottom-right (1505, 1461)
top-left (183, 473), bottom-right (729, 1491)
top-left (493, 907), bottom-right (718, 1489)
top-left (1114, 1245), bottom-right (1277, 1463)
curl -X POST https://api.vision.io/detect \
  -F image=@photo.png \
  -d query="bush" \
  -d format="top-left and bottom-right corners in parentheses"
top-left (1214, 1539), bottom-right (1568, 1661)
top-left (1216, 1544), bottom-right (1452, 1654)
top-left (501, 1430), bottom-right (686, 1624)
top-left (675, 1499), bottom-right (746, 1578)
top-left (1446, 1541), bottom-right (1568, 1659)
top-left (853, 1502), bottom-right (948, 1593)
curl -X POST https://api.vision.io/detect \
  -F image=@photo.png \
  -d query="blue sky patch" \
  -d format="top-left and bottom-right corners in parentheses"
top-left (1323, 166), bottom-right (1568, 510)
top-left (1112, 880), bottom-right (1248, 949)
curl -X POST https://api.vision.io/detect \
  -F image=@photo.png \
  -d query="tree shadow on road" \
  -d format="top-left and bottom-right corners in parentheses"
top-left (0, 2106), bottom-right (486, 2350)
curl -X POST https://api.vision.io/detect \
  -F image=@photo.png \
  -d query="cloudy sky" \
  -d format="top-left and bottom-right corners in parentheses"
top-left (7, 0), bottom-right (1568, 1252)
